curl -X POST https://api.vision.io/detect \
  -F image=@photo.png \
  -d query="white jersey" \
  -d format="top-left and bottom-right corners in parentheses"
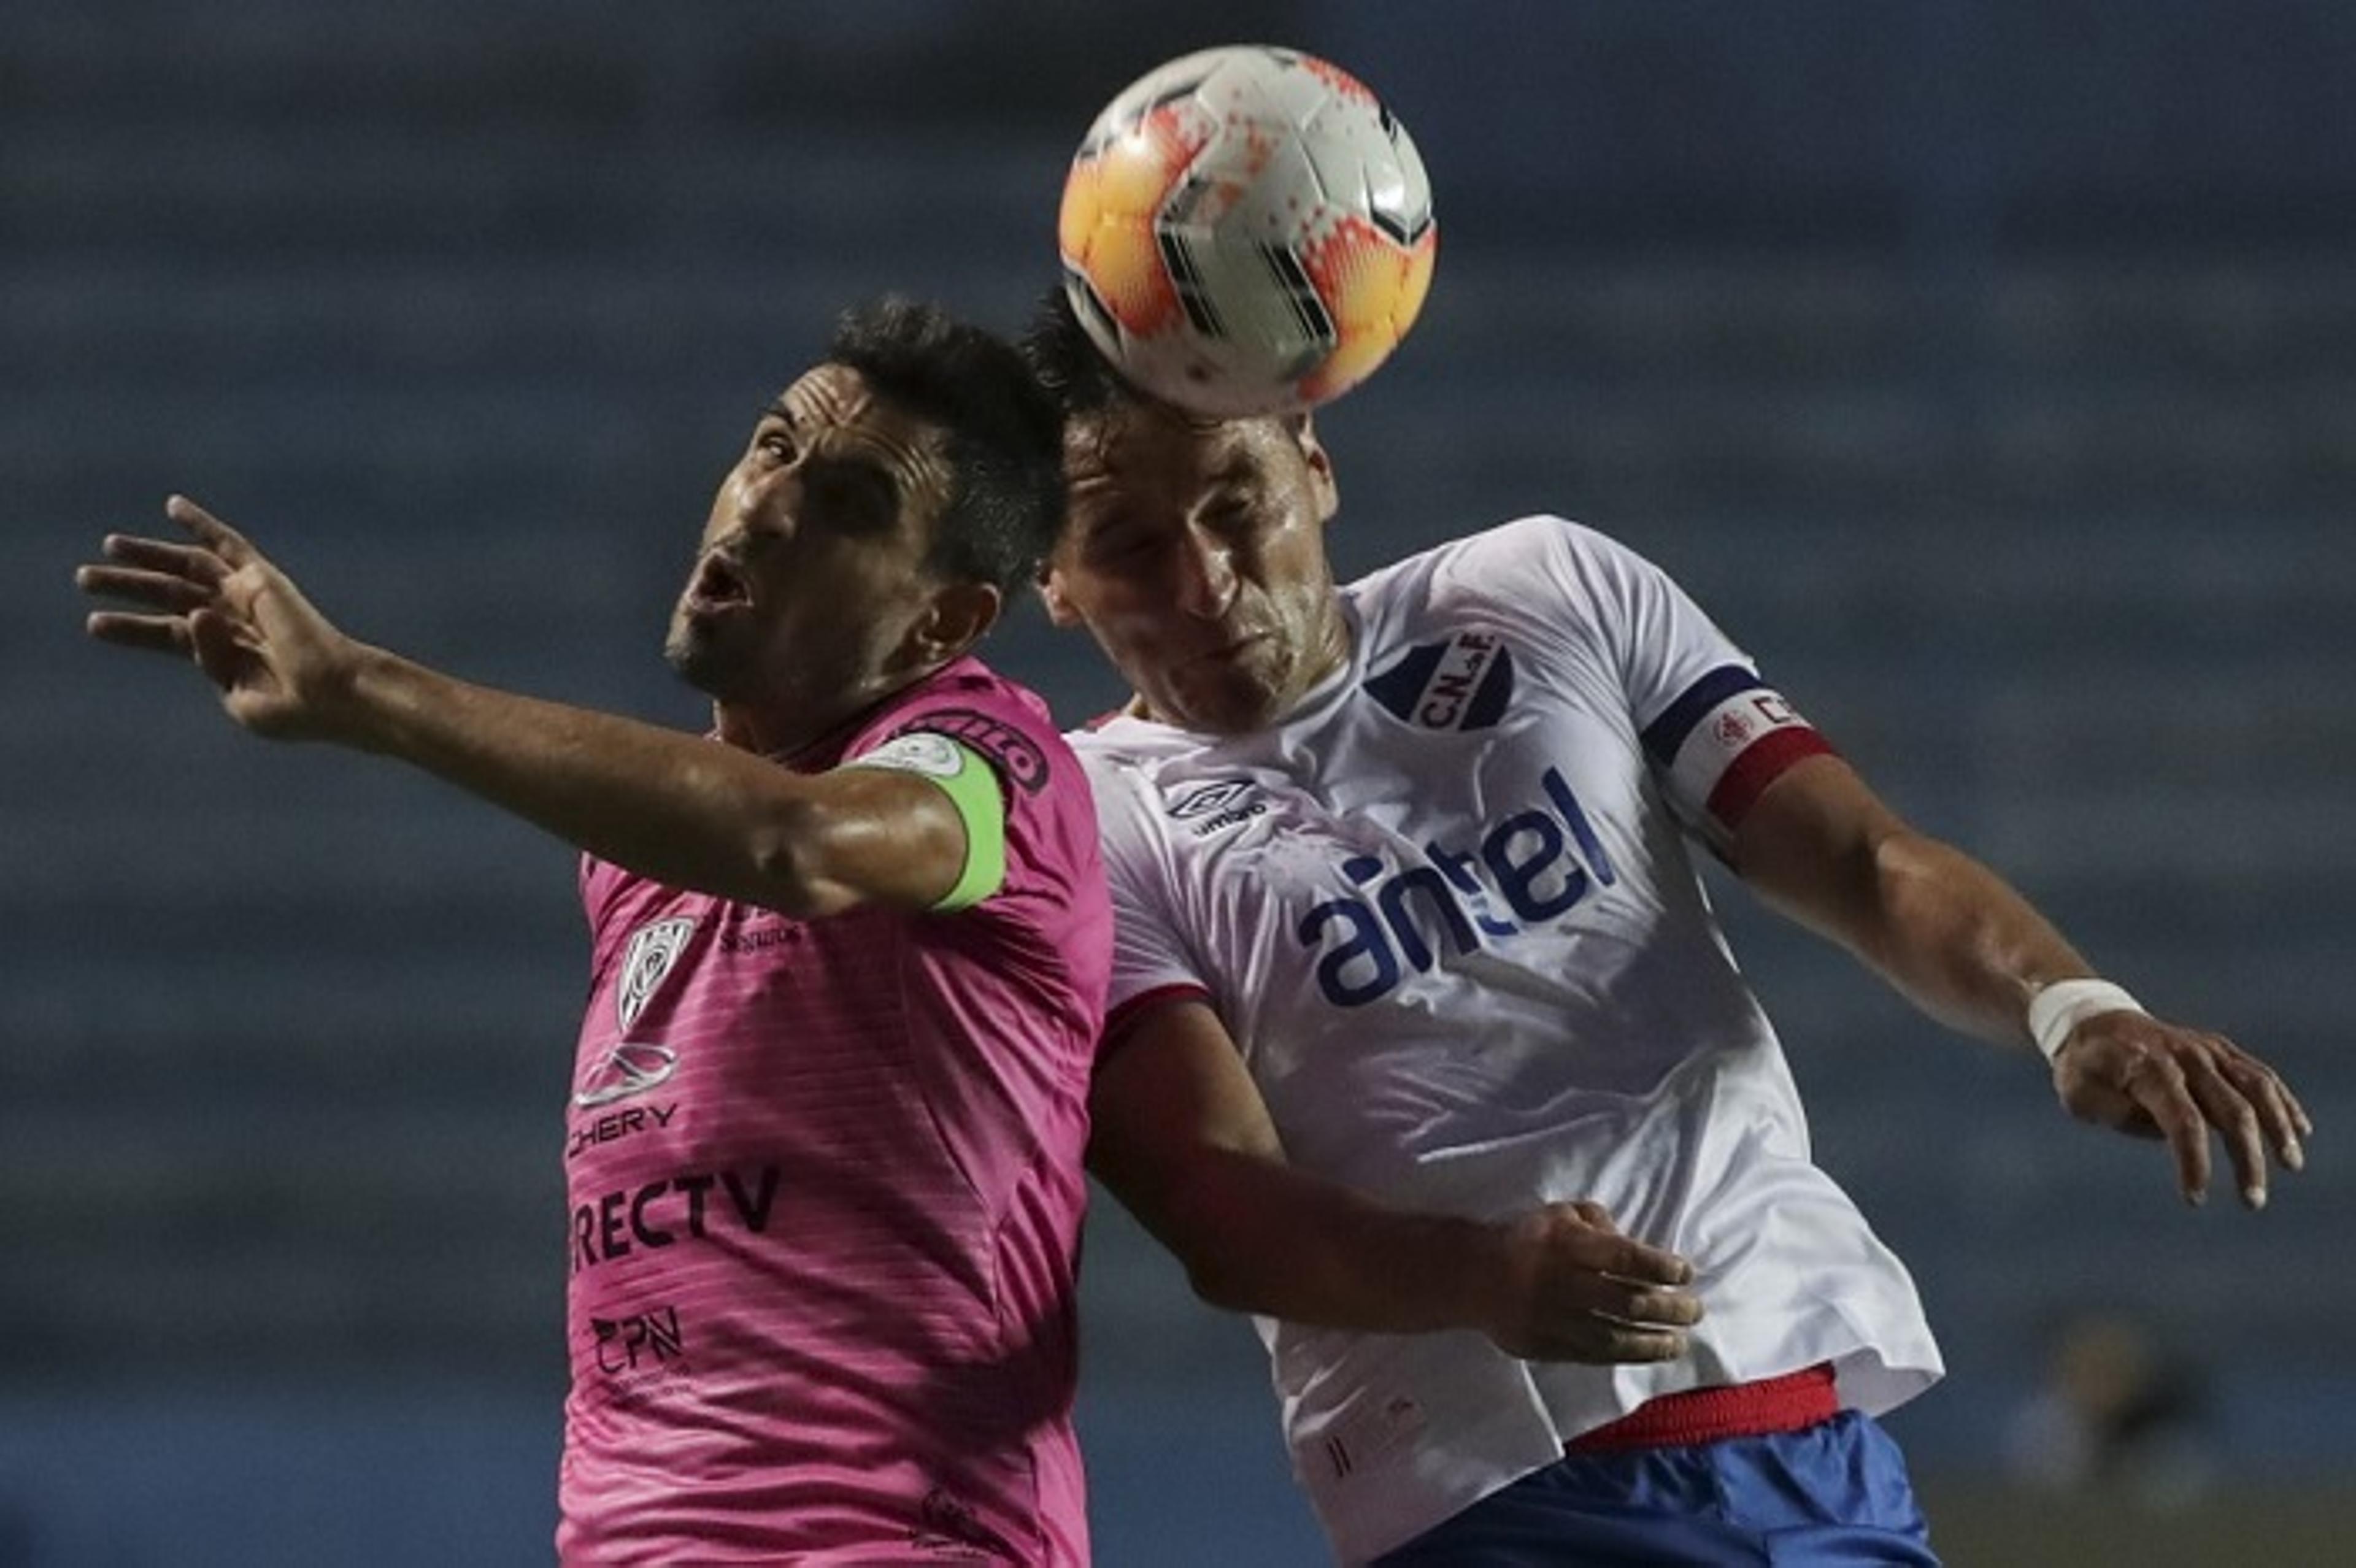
top-left (1071, 516), bottom-right (1942, 1564)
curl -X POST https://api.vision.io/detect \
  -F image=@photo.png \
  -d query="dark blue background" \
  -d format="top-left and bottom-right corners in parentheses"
top-left (4, 3), bottom-right (2349, 1562)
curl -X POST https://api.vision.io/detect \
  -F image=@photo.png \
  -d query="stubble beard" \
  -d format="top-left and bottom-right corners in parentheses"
top-left (1157, 640), bottom-right (1289, 734)
top-left (663, 613), bottom-right (755, 704)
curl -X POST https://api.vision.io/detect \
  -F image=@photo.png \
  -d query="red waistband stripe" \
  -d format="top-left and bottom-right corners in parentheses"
top-left (1567, 1363), bottom-right (1839, 1455)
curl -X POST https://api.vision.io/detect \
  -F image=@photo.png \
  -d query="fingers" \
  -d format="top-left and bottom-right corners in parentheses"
top-left (1598, 1283), bottom-right (1706, 1330)
top-left (1493, 1205), bottom-right (1707, 1364)
top-left (2181, 1051), bottom-right (2271, 1209)
top-left (1553, 1202), bottom-right (1694, 1286)
top-left (2285, 1078), bottom-right (2317, 1140)
top-left (84, 610), bottom-right (194, 656)
top-left (2063, 1018), bottom-right (2316, 1212)
top-left (1601, 1235), bottom-right (1696, 1288)
top-left (1552, 1210), bottom-right (1704, 1357)
top-left (2215, 1043), bottom-right (2309, 1169)
top-left (1580, 1273), bottom-right (1706, 1366)
top-left (187, 607), bottom-right (258, 691)
top-left (74, 564), bottom-right (214, 615)
top-left (77, 513), bottom-right (236, 664)
top-left (1568, 1324), bottom-right (1690, 1363)
top-left (1531, 1298), bottom-right (1701, 1364)
top-left (98, 532), bottom-right (230, 584)
top-left (2119, 1053), bottom-right (2212, 1205)
top-left (1514, 1309), bottom-right (1694, 1364)
top-left (166, 494), bottom-right (258, 566)
top-left (77, 527), bottom-right (231, 659)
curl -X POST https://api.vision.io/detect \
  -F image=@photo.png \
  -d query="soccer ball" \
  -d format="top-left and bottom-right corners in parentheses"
top-left (1057, 44), bottom-right (1438, 419)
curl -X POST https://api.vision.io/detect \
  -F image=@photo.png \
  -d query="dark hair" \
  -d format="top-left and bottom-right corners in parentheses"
top-left (1018, 285), bottom-right (1142, 420)
top-left (825, 295), bottom-right (1067, 593)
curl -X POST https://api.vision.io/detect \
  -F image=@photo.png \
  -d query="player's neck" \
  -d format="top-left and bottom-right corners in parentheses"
top-left (1257, 591), bottom-right (1353, 720)
top-left (714, 660), bottom-right (953, 764)
top-left (1295, 593), bottom-right (1353, 701)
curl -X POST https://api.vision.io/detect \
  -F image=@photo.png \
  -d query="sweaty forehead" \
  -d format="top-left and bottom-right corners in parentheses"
top-left (1066, 404), bottom-right (1268, 509)
top-left (778, 363), bottom-right (952, 494)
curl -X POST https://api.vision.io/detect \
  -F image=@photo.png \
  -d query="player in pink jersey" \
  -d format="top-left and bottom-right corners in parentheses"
top-left (77, 298), bottom-right (1111, 1564)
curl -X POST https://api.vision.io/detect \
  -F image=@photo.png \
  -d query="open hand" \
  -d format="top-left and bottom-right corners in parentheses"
top-left (78, 496), bottom-right (365, 744)
top-left (1477, 1200), bottom-right (1703, 1363)
top-left (2053, 1009), bottom-right (2312, 1210)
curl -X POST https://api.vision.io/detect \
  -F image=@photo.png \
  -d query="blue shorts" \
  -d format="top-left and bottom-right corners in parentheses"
top-left (1371, 1411), bottom-right (1938, 1566)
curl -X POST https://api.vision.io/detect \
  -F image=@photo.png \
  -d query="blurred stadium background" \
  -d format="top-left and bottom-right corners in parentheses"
top-left (4, 2), bottom-right (2351, 1562)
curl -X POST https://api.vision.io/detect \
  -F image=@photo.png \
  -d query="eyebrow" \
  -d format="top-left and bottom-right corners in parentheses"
top-left (752, 396), bottom-right (904, 520)
top-left (826, 452), bottom-right (900, 509)
top-left (1210, 452), bottom-right (1261, 488)
top-left (803, 442), bottom-right (904, 526)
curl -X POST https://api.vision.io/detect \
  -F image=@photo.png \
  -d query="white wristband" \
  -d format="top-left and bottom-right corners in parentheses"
top-left (2026, 978), bottom-right (2144, 1062)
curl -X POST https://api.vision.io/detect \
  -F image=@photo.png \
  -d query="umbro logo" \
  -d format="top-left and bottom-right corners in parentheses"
top-left (1166, 778), bottom-right (1269, 838)
top-left (1170, 780), bottom-right (1254, 820)
top-left (1365, 631), bottom-right (1516, 731)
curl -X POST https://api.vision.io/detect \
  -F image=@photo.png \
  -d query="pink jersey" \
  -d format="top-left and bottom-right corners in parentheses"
top-left (556, 656), bottom-right (1111, 1565)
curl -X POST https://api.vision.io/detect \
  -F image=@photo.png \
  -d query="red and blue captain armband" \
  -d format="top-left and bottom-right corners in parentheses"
top-left (1640, 666), bottom-right (1836, 839)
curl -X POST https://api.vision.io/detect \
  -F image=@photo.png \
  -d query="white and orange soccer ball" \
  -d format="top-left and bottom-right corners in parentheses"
top-left (1057, 44), bottom-right (1438, 419)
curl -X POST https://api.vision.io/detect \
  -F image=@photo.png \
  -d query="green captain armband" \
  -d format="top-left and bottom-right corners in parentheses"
top-left (841, 732), bottom-right (1007, 911)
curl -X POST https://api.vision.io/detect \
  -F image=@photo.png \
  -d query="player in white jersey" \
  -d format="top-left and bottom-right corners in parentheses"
top-left (1022, 298), bottom-right (2312, 1566)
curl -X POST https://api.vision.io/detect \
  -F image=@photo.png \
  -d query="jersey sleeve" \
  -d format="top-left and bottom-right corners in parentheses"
top-left (1526, 517), bottom-right (1835, 849)
top-left (579, 853), bottom-right (636, 943)
top-left (1088, 761), bottom-right (1217, 1055)
top-left (576, 853), bottom-right (640, 1001)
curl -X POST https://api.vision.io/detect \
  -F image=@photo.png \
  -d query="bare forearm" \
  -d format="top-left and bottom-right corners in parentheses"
top-left (1739, 759), bottom-right (2096, 1051)
top-left (79, 500), bottom-right (960, 915)
top-left (1822, 827), bottom-right (2092, 1049)
top-left (1094, 1005), bottom-right (1703, 1359)
top-left (346, 647), bottom-right (824, 909)
top-left (1133, 1145), bottom-right (1500, 1332)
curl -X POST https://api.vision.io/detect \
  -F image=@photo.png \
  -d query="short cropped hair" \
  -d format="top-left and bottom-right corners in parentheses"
top-left (1017, 286), bottom-right (1141, 420)
top-left (825, 296), bottom-right (1068, 593)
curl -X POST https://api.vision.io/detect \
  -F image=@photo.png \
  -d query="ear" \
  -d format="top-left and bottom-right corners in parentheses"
top-left (907, 578), bottom-right (1003, 668)
top-left (1288, 413), bottom-right (1339, 524)
top-left (1036, 555), bottom-right (1085, 629)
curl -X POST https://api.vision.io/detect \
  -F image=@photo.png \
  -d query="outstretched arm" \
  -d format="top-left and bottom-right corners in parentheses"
top-left (1733, 752), bottom-right (2311, 1209)
top-left (1088, 996), bottom-right (1704, 1362)
top-left (76, 496), bottom-right (974, 918)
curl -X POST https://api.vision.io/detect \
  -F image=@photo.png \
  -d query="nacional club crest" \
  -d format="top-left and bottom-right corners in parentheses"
top-left (1365, 631), bottom-right (1516, 732)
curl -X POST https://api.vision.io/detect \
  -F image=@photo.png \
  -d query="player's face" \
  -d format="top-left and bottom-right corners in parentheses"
top-left (1043, 401), bottom-right (1345, 734)
top-left (665, 363), bottom-right (960, 742)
